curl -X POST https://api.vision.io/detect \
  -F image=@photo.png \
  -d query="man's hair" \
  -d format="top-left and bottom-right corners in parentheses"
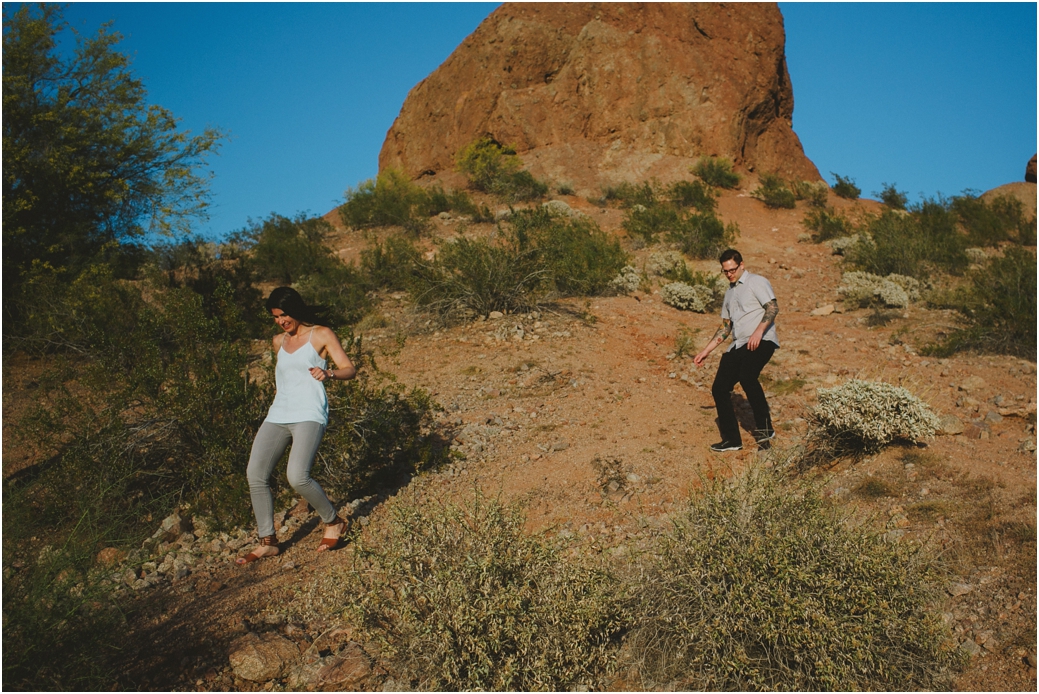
top-left (719, 249), bottom-right (743, 265)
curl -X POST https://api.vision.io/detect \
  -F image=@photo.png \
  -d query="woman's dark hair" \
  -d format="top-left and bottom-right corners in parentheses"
top-left (265, 287), bottom-right (329, 326)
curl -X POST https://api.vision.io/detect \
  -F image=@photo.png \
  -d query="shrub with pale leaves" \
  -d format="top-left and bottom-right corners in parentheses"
top-left (838, 271), bottom-right (922, 308)
top-left (811, 379), bottom-right (940, 452)
top-left (660, 282), bottom-right (715, 312)
top-left (609, 265), bottom-right (642, 294)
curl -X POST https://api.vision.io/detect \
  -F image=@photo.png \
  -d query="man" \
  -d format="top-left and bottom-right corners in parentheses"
top-left (693, 249), bottom-right (779, 452)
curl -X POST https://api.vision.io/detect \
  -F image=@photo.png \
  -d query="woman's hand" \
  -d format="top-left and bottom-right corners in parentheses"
top-left (309, 367), bottom-right (333, 382)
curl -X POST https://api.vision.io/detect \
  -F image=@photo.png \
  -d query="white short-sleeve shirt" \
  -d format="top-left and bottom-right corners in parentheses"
top-left (720, 270), bottom-right (779, 352)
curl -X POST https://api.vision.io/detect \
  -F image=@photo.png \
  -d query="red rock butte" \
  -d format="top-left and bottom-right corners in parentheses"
top-left (379, 2), bottom-right (821, 193)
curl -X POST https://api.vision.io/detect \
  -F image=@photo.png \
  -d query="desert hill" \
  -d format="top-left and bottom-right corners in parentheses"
top-left (379, 2), bottom-right (819, 195)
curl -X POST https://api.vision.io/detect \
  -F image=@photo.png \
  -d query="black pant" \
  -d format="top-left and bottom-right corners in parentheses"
top-left (711, 341), bottom-right (776, 444)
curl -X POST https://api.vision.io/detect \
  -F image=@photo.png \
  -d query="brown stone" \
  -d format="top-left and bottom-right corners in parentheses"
top-left (379, 2), bottom-right (820, 194)
top-left (1026, 153), bottom-right (1037, 183)
top-left (228, 632), bottom-right (300, 683)
top-left (311, 643), bottom-right (373, 691)
top-left (980, 181), bottom-right (1037, 223)
top-left (95, 547), bottom-right (126, 566)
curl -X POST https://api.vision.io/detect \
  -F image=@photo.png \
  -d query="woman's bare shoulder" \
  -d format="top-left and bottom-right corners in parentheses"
top-left (272, 333), bottom-right (285, 350)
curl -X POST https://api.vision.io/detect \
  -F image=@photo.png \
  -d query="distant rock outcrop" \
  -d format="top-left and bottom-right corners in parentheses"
top-left (1026, 154), bottom-right (1036, 183)
top-left (379, 2), bottom-right (820, 193)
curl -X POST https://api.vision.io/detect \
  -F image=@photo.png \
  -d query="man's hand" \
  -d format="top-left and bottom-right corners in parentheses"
top-left (747, 325), bottom-right (766, 351)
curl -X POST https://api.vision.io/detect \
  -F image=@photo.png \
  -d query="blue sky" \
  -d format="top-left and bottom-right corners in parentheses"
top-left (48, 2), bottom-right (1038, 241)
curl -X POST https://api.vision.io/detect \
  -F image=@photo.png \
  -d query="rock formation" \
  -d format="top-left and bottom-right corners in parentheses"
top-left (1026, 154), bottom-right (1036, 183)
top-left (379, 2), bottom-right (820, 193)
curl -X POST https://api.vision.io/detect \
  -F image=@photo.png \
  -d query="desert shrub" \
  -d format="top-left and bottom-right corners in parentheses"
top-left (790, 179), bottom-right (829, 207)
top-left (668, 212), bottom-right (739, 259)
top-left (691, 156), bottom-right (741, 189)
top-left (608, 265), bottom-right (643, 294)
top-left (340, 168), bottom-right (432, 235)
top-left (235, 213), bottom-right (371, 325)
top-left (673, 326), bottom-right (699, 358)
top-left (838, 271), bottom-right (923, 308)
top-left (343, 490), bottom-right (628, 690)
top-left (847, 203), bottom-right (968, 277)
top-left (876, 182), bottom-right (909, 210)
top-left (317, 373), bottom-right (446, 499)
top-left (666, 179), bottom-right (717, 212)
top-left (359, 234), bottom-right (422, 291)
top-left (630, 465), bottom-right (955, 691)
top-left (646, 250), bottom-right (692, 281)
top-left (622, 204), bottom-right (681, 243)
top-left (925, 246), bottom-right (1037, 359)
top-left (803, 206), bottom-right (854, 241)
top-left (660, 282), bottom-right (716, 312)
top-left (602, 180), bottom-right (656, 208)
top-left (828, 233), bottom-right (862, 256)
top-left (233, 213), bottom-right (337, 285)
top-left (831, 172), bottom-right (861, 200)
top-left (751, 173), bottom-right (796, 209)
top-left (509, 207), bottom-right (628, 297)
top-left (556, 182), bottom-right (575, 196)
top-left (808, 379), bottom-right (941, 455)
top-left (456, 137), bottom-right (547, 202)
top-left (409, 235), bottom-right (543, 318)
top-left (952, 192), bottom-right (1036, 246)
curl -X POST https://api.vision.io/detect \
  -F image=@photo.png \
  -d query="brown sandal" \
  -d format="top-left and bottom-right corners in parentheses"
top-left (236, 534), bottom-right (279, 565)
top-left (316, 518), bottom-right (346, 553)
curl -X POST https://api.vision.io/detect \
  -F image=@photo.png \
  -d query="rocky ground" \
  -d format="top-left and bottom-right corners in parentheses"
top-left (5, 186), bottom-right (1036, 691)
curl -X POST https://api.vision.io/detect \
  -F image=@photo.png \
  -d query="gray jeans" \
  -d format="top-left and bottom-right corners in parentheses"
top-left (246, 420), bottom-right (336, 538)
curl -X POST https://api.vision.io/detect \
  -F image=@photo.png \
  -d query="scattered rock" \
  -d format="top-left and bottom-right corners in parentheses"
top-left (983, 410), bottom-right (1003, 424)
top-left (948, 582), bottom-right (973, 597)
top-left (810, 304), bottom-right (835, 316)
top-left (228, 632), bottom-right (301, 683)
top-left (1018, 438), bottom-right (1036, 453)
top-left (959, 639), bottom-right (982, 658)
top-left (488, 311), bottom-right (504, 320)
top-left (938, 415), bottom-right (965, 436)
top-left (959, 375), bottom-right (986, 393)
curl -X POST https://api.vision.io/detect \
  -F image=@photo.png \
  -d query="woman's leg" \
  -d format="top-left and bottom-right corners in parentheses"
top-left (283, 421), bottom-right (338, 524)
top-left (246, 421), bottom-right (292, 538)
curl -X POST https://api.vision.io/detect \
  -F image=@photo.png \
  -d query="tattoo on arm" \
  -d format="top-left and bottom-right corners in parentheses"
top-left (761, 299), bottom-right (779, 325)
top-left (711, 319), bottom-right (732, 343)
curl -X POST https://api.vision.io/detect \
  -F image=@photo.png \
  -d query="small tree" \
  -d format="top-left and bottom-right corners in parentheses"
top-left (831, 173), bottom-right (861, 200)
top-left (3, 5), bottom-right (223, 328)
top-left (876, 182), bottom-right (908, 210)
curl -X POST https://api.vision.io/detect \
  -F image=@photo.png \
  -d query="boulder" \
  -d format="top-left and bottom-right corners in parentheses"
top-left (937, 415), bottom-right (964, 436)
top-left (228, 632), bottom-right (301, 683)
top-left (980, 181), bottom-right (1037, 223)
top-left (379, 3), bottom-right (820, 193)
top-left (1027, 153), bottom-right (1037, 183)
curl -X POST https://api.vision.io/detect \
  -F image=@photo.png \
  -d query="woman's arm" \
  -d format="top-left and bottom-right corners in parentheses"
top-left (309, 326), bottom-right (357, 382)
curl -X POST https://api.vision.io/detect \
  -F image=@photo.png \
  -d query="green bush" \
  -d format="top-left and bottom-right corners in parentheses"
top-left (340, 168), bottom-right (432, 235)
top-left (808, 379), bottom-right (941, 455)
top-left (691, 156), bottom-right (741, 189)
top-left (803, 206), bottom-right (854, 241)
top-left (360, 234), bottom-right (422, 291)
top-left (601, 181), bottom-right (656, 209)
top-left (876, 182), bottom-right (909, 210)
top-left (952, 192), bottom-right (1036, 246)
top-left (621, 204), bottom-right (681, 243)
top-left (831, 173), bottom-right (861, 200)
top-left (751, 173), bottom-right (796, 209)
top-left (409, 235), bottom-right (543, 318)
top-left (234, 213), bottom-right (371, 326)
top-left (510, 208), bottom-right (629, 297)
top-left (630, 465), bottom-right (955, 690)
top-left (668, 212), bottom-right (740, 259)
top-left (847, 202), bottom-right (969, 278)
top-left (790, 179), bottom-right (829, 207)
top-left (456, 137), bottom-right (547, 202)
top-left (342, 491), bottom-right (627, 690)
top-left (925, 246), bottom-right (1037, 359)
top-left (666, 180), bottom-right (717, 212)
top-left (317, 372), bottom-right (447, 499)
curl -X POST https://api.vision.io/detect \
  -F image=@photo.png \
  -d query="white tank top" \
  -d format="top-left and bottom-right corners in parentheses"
top-left (265, 328), bottom-right (329, 426)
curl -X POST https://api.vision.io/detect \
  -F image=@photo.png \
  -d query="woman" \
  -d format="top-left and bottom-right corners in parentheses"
top-left (237, 287), bottom-right (357, 564)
